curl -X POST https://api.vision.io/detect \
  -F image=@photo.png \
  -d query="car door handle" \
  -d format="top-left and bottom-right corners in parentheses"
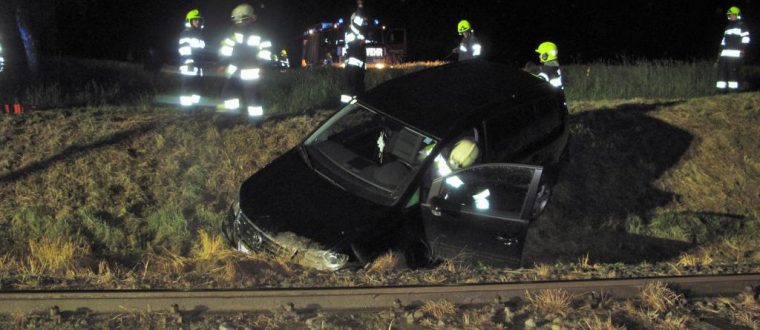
top-left (496, 233), bottom-right (520, 247)
top-left (429, 197), bottom-right (461, 217)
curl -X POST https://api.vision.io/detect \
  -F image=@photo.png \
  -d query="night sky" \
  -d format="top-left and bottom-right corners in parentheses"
top-left (1, 0), bottom-right (757, 66)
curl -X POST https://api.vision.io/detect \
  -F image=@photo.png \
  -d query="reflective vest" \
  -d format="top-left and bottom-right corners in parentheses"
top-left (0, 42), bottom-right (5, 73)
top-left (219, 26), bottom-right (273, 80)
top-left (178, 28), bottom-right (205, 76)
top-left (458, 35), bottom-right (482, 61)
top-left (537, 60), bottom-right (563, 89)
top-left (344, 9), bottom-right (367, 68)
top-left (720, 20), bottom-right (750, 58)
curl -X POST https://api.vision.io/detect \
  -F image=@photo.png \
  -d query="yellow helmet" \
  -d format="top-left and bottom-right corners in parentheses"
top-left (449, 139), bottom-right (479, 170)
top-left (727, 6), bottom-right (742, 19)
top-left (186, 9), bottom-right (203, 22)
top-left (457, 20), bottom-right (472, 34)
top-left (536, 41), bottom-right (558, 63)
top-left (231, 4), bottom-right (255, 25)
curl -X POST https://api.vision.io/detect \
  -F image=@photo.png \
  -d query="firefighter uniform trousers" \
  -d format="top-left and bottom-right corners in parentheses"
top-left (178, 28), bottom-right (206, 107)
top-left (341, 10), bottom-right (367, 104)
top-left (219, 30), bottom-right (273, 117)
top-left (717, 20), bottom-right (750, 91)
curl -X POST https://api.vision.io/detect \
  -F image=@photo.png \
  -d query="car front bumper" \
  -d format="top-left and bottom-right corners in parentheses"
top-left (222, 203), bottom-right (350, 271)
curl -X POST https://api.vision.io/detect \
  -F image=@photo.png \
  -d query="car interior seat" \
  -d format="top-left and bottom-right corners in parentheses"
top-left (373, 128), bottom-right (424, 187)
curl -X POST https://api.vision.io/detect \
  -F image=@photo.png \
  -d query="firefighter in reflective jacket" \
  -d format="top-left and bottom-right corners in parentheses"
top-left (219, 3), bottom-right (273, 117)
top-left (178, 9), bottom-right (206, 108)
top-left (453, 20), bottom-right (481, 61)
top-left (535, 41), bottom-right (563, 89)
top-left (717, 6), bottom-right (751, 91)
top-left (273, 49), bottom-right (289, 72)
top-left (341, 0), bottom-right (367, 105)
top-left (0, 40), bottom-right (5, 73)
top-left (278, 49), bottom-right (290, 69)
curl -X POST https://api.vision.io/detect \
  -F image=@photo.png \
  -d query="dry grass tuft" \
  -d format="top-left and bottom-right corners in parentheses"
top-left (145, 253), bottom-right (190, 276)
top-left (579, 313), bottom-right (624, 330)
top-left (27, 238), bottom-right (82, 273)
top-left (656, 315), bottom-right (689, 330)
top-left (461, 309), bottom-right (494, 328)
top-left (533, 263), bottom-right (553, 280)
top-left (738, 292), bottom-right (760, 314)
top-left (437, 256), bottom-right (471, 274)
top-left (640, 282), bottom-right (682, 314)
top-left (722, 236), bottom-right (757, 263)
top-left (222, 260), bottom-right (241, 282)
top-left (418, 299), bottom-right (456, 320)
top-left (421, 272), bottom-right (447, 285)
top-left (95, 260), bottom-right (115, 286)
top-left (191, 230), bottom-right (234, 260)
top-left (578, 253), bottom-right (592, 270)
top-left (366, 251), bottom-right (399, 273)
top-left (732, 311), bottom-right (759, 330)
top-left (526, 289), bottom-right (575, 316)
top-left (676, 253), bottom-right (698, 267)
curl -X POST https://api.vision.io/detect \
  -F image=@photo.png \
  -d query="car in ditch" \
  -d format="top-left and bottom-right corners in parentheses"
top-left (222, 60), bottom-right (569, 270)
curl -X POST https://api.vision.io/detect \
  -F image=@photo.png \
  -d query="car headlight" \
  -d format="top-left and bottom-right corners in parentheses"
top-left (246, 231), bottom-right (264, 249)
top-left (321, 250), bottom-right (349, 271)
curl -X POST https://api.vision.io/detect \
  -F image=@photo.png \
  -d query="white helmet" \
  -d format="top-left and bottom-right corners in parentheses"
top-left (231, 4), bottom-right (255, 25)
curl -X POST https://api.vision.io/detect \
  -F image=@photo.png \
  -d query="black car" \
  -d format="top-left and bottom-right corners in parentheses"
top-left (222, 60), bottom-right (569, 270)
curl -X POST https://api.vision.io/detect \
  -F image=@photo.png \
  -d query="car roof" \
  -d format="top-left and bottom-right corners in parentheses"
top-left (359, 60), bottom-right (550, 139)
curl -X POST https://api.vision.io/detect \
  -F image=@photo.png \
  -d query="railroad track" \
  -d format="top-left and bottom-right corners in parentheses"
top-left (1, 274), bottom-right (758, 315)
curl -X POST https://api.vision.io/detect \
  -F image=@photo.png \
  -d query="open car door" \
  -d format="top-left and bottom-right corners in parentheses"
top-left (420, 164), bottom-right (543, 267)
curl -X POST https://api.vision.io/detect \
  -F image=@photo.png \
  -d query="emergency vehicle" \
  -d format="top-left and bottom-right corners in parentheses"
top-left (301, 18), bottom-right (406, 69)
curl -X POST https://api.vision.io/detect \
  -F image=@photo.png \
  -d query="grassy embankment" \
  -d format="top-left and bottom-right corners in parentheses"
top-left (0, 59), bottom-right (758, 294)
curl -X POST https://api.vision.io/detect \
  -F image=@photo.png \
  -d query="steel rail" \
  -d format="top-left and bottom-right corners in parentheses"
top-left (1, 274), bottom-right (758, 314)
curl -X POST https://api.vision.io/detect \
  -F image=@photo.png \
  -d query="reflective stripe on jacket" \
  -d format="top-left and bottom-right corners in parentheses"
top-left (720, 21), bottom-right (750, 58)
top-left (219, 27), bottom-right (273, 70)
top-left (458, 35), bottom-right (481, 61)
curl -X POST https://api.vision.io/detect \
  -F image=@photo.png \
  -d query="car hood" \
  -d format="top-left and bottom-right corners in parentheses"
top-left (238, 148), bottom-right (393, 249)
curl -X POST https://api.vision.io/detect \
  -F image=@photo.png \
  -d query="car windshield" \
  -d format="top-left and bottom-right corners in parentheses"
top-left (303, 104), bottom-right (436, 205)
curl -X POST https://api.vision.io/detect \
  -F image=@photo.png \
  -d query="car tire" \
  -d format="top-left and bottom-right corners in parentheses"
top-left (350, 242), bottom-right (376, 265)
top-left (531, 183), bottom-right (551, 219)
top-left (404, 239), bottom-right (437, 269)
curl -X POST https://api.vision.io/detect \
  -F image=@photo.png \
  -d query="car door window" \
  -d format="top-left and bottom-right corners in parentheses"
top-left (484, 104), bottom-right (535, 161)
top-left (427, 164), bottom-right (542, 220)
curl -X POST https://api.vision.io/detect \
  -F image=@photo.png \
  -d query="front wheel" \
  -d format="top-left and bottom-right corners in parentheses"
top-left (403, 238), bottom-right (438, 269)
top-left (531, 183), bottom-right (551, 219)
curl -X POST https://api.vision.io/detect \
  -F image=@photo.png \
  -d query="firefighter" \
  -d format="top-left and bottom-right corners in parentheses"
top-left (178, 9), bottom-right (206, 108)
top-left (535, 41), bottom-right (563, 89)
top-left (340, 0), bottom-right (367, 105)
top-left (0, 39), bottom-right (5, 73)
top-left (218, 3), bottom-right (273, 117)
top-left (409, 135), bottom-right (481, 207)
top-left (717, 6), bottom-right (751, 92)
top-left (452, 20), bottom-right (481, 61)
top-left (278, 49), bottom-right (290, 70)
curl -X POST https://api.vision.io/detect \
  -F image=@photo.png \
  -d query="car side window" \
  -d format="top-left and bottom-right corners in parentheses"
top-left (432, 165), bottom-right (536, 219)
top-left (484, 97), bottom-right (563, 162)
top-left (484, 104), bottom-right (534, 161)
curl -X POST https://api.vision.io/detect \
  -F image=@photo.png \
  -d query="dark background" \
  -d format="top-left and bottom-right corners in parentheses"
top-left (0, 0), bottom-right (756, 66)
